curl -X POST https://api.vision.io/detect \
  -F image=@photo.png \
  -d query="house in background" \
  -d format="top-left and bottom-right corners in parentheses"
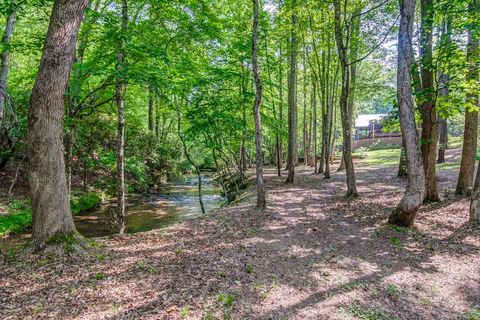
top-left (353, 114), bottom-right (402, 150)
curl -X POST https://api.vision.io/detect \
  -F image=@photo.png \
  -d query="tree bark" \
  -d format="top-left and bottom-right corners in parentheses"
top-left (115, 0), bottom-right (128, 234)
top-left (27, 0), bottom-right (89, 251)
top-left (333, 0), bottom-right (357, 196)
top-left (252, 0), bottom-right (266, 209)
top-left (148, 84), bottom-right (154, 131)
top-left (303, 50), bottom-right (308, 165)
top-left (0, 2), bottom-right (17, 171)
top-left (285, 0), bottom-right (298, 184)
top-left (419, 0), bottom-right (440, 202)
top-left (398, 138), bottom-right (408, 178)
top-left (389, 0), bottom-right (425, 227)
top-left (312, 80), bottom-right (318, 173)
top-left (437, 16), bottom-right (450, 164)
top-left (279, 43), bottom-right (284, 170)
top-left (456, 0), bottom-right (479, 196)
top-left (0, 1), bottom-right (16, 121)
top-left (470, 160), bottom-right (480, 226)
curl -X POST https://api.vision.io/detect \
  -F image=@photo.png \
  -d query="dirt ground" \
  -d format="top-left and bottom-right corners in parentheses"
top-left (1, 153), bottom-right (479, 320)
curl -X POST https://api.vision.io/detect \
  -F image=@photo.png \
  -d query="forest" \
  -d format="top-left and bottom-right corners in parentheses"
top-left (0, 0), bottom-right (479, 319)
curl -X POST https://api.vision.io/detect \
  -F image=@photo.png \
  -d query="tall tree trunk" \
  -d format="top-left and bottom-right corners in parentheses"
top-left (0, 2), bottom-right (17, 171)
top-left (27, 0), bottom-right (89, 252)
top-left (437, 16), bottom-right (450, 164)
top-left (470, 161), bottom-right (480, 226)
top-left (333, 0), bottom-right (357, 197)
top-left (337, 9), bottom-right (360, 173)
top-left (265, 28), bottom-right (281, 177)
top-left (303, 50), bottom-right (308, 165)
top-left (0, 1), bottom-right (15, 121)
top-left (285, 0), bottom-right (298, 184)
top-left (389, 0), bottom-right (425, 227)
top-left (115, 0), bottom-right (128, 234)
top-left (252, 0), bottom-right (266, 209)
top-left (148, 84), bottom-right (154, 131)
top-left (456, 0), bottom-right (479, 196)
top-left (419, 0), bottom-right (440, 202)
top-left (312, 80), bottom-right (318, 173)
top-left (279, 43), bottom-right (284, 170)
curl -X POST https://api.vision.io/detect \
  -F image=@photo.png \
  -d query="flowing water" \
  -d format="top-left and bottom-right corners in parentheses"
top-left (1, 173), bottom-right (225, 252)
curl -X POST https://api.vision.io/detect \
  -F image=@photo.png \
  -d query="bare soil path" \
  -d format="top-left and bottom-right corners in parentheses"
top-left (1, 156), bottom-right (479, 320)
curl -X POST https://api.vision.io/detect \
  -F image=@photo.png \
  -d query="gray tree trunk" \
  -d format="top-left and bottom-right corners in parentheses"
top-left (252, 0), bottom-right (266, 209)
top-left (285, 0), bottom-right (298, 184)
top-left (333, 0), bottom-right (357, 196)
top-left (27, 0), bottom-right (89, 252)
top-left (389, 0), bottom-right (426, 227)
top-left (0, 2), bottom-right (17, 170)
top-left (115, 0), bottom-right (128, 234)
top-left (456, 0), bottom-right (479, 196)
top-left (0, 1), bottom-right (15, 121)
top-left (148, 84), bottom-right (154, 131)
top-left (419, 0), bottom-right (440, 202)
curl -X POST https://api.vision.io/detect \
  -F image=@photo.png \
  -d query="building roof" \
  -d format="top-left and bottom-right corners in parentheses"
top-left (354, 114), bottom-right (387, 128)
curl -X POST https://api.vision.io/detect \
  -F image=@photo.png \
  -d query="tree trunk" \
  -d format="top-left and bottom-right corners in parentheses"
top-left (27, 0), bottom-right (89, 252)
top-left (437, 16), bottom-right (450, 164)
top-left (470, 160), bottom-right (480, 226)
top-left (456, 0), bottom-right (479, 196)
top-left (398, 138), bottom-right (408, 178)
top-left (333, 0), bottom-right (357, 196)
top-left (312, 80), bottom-right (318, 173)
top-left (252, 0), bottom-right (266, 209)
top-left (389, 0), bottom-right (425, 227)
top-left (279, 43), bottom-right (284, 170)
top-left (0, 2), bottom-right (17, 170)
top-left (419, 0), bottom-right (440, 202)
top-left (0, 2), bottom-right (16, 121)
top-left (285, 0), bottom-right (298, 184)
top-left (303, 50), bottom-right (308, 166)
top-left (115, 0), bottom-right (128, 234)
top-left (148, 84), bottom-right (154, 131)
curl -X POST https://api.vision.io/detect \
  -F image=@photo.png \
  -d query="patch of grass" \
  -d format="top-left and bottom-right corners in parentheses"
top-left (175, 246), bottom-right (185, 255)
top-left (70, 192), bottom-right (102, 215)
top-left (202, 309), bottom-right (215, 320)
top-left (359, 149), bottom-right (400, 168)
top-left (245, 263), bottom-right (253, 274)
top-left (0, 193), bottom-right (101, 237)
top-left (218, 271), bottom-right (226, 278)
top-left (345, 303), bottom-right (400, 320)
top-left (94, 272), bottom-right (105, 281)
top-left (0, 201), bottom-right (32, 237)
top-left (437, 160), bottom-right (461, 171)
top-left (390, 225), bottom-right (409, 234)
top-left (217, 292), bottom-right (235, 308)
top-left (179, 306), bottom-right (189, 319)
top-left (386, 284), bottom-right (399, 296)
top-left (97, 254), bottom-right (106, 262)
top-left (137, 260), bottom-right (146, 270)
top-left (448, 135), bottom-right (463, 149)
top-left (467, 307), bottom-right (480, 320)
top-left (389, 236), bottom-right (403, 249)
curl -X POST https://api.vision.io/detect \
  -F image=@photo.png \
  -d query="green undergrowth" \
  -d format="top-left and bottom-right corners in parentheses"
top-left (70, 192), bottom-right (102, 215)
top-left (0, 201), bottom-right (32, 237)
top-left (0, 192), bottom-right (101, 237)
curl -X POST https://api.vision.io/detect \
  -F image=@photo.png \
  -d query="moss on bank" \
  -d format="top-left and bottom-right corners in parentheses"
top-left (0, 192), bottom-right (102, 237)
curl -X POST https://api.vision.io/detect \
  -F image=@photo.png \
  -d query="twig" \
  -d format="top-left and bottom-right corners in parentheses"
top-left (8, 154), bottom-right (25, 195)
